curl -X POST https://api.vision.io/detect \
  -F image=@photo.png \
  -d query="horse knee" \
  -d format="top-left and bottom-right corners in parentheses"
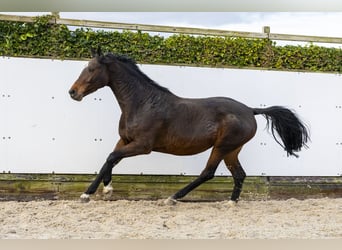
top-left (106, 153), bottom-right (114, 164)
top-left (106, 152), bottom-right (120, 165)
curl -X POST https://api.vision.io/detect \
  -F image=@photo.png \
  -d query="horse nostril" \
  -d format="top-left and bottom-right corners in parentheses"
top-left (69, 88), bottom-right (83, 101)
top-left (69, 89), bottom-right (76, 97)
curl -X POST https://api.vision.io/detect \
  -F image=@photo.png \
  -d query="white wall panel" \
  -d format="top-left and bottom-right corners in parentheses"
top-left (0, 57), bottom-right (341, 176)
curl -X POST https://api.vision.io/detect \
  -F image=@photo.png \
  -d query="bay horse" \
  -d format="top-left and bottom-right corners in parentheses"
top-left (69, 49), bottom-right (309, 204)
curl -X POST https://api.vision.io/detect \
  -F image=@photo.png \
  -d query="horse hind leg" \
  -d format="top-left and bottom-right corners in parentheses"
top-left (165, 148), bottom-right (224, 205)
top-left (224, 147), bottom-right (246, 204)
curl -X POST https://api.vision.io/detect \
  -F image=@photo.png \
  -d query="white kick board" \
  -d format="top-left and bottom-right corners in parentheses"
top-left (0, 57), bottom-right (341, 176)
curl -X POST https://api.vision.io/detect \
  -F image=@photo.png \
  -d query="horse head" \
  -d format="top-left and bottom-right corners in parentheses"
top-left (69, 48), bottom-right (109, 101)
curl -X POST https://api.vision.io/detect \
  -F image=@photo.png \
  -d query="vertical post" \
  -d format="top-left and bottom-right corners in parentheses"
top-left (51, 12), bottom-right (60, 24)
top-left (263, 26), bottom-right (270, 39)
top-left (51, 12), bottom-right (60, 18)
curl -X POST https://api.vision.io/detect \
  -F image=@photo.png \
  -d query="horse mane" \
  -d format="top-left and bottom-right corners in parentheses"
top-left (100, 53), bottom-right (172, 94)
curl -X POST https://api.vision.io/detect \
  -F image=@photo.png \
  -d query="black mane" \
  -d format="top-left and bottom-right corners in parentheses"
top-left (100, 53), bottom-right (172, 94)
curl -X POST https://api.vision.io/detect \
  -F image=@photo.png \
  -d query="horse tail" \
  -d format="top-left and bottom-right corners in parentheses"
top-left (253, 106), bottom-right (309, 157)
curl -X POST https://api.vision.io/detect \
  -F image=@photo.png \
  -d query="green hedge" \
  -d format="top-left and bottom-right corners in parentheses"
top-left (1, 15), bottom-right (341, 73)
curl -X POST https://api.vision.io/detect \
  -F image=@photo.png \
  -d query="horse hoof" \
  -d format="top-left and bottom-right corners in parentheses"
top-left (164, 197), bottom-right (177, 205)
top-left (80, 193), bottom-right (90, 203)
top-left (103, 184), bottom-right (113, 194)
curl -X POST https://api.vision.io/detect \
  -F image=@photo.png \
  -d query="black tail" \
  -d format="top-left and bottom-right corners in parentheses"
top-left (253, 106), bottom-right (309, 157)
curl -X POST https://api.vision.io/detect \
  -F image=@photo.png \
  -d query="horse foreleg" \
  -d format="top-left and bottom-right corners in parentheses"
top-left (80, 152), bottom-right (122, 202)
top-left (102, 158), bottom-right (122, 198)
top-left (80, 140), bottom-right (152, 202)
top-left (101, 158), bottom-right (124, 200)
top-left (165, 148), bottom-right (223, 204)
top-left (102, 139), bottom-right (126, 190)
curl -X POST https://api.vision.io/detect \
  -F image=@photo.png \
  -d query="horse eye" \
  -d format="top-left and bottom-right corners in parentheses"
top-left (88, 68), bottom-right (94, 73)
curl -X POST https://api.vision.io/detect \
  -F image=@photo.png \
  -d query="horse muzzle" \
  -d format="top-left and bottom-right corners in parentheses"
top-left (69, 89), bottom-right (83, 101)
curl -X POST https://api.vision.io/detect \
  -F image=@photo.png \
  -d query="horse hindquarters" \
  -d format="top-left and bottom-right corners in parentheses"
top-left (167, 114), bottom-right (256, 203)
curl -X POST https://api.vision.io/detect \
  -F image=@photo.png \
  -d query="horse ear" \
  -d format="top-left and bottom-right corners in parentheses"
top-left (90, 48), bottom-right (97, 58)
top-left (90, 47), bottom-right (103, 58)
top-left (96, 46), bottom-right (102, 56)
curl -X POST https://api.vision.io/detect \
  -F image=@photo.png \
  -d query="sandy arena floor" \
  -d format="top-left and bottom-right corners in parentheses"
top-left (0, 198), bottom-right (341, 239)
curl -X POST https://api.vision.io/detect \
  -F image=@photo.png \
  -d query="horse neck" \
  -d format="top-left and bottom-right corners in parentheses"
top-left (108, 74), bottom-right (173, 113)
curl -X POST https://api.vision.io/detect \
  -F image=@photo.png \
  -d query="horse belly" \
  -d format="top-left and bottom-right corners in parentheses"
top-left (153, 132), bottom-right (215, 156)
top-left (154, 144), bottom-right (212, 156)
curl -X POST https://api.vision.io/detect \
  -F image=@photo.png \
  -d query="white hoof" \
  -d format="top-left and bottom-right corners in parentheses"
top-left (164, 197), bottom-right (177, 205)
top-left (103, 184), bottom-right (113, 200)
top-left (103, 182), bottom-right (113, 194)
top-left (80, 193), bottom-right (90, 203)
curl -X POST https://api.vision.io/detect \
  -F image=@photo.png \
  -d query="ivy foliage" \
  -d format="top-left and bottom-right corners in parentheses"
top-left (0, 15), bottom-right (341, 73)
